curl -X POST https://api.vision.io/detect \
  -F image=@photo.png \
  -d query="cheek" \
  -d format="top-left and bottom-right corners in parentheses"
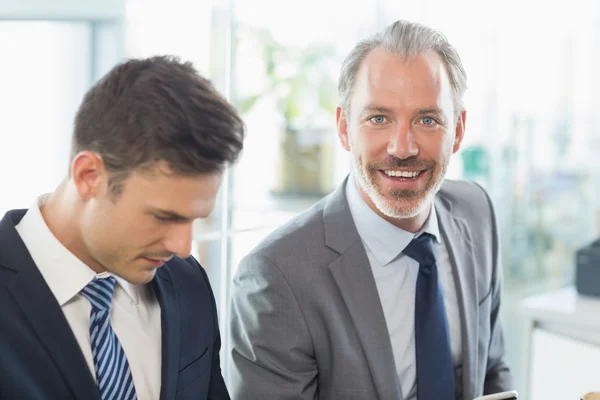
top-left (418, 132), bottom-right (452, 156)
top-left (81, 203), bottom-right (115, 241)
top-left (124, 222), bottom-right (163, 246)
top-left (354, 129), bottom-right (385, 156)
top-left (80, 216), bottom-right (117, 263)
top-left (440, 138), bottom-right (456, 161)
top-left (94, 211), bottom-right (155, 249)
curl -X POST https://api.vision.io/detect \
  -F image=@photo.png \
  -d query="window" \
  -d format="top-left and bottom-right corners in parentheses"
top-left (4, 1), bottom-right (599, 394)
top-left (0, 1), bottom-right (122, 214)
top-left (379, 0), bottom-right (600, 391)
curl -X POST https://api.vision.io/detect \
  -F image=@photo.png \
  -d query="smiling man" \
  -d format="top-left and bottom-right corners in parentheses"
top-left (230, 20), bottom-right (513, 400)
top-left (0, 56), bottom-right (244, 400)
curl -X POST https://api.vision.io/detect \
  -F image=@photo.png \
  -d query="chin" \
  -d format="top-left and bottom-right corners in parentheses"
top-left (375, 193), bottom-right (431, 220)
top-left (119, 268), bottom-right (158, 285)
top-left (380, 202), bottom-right (423, 219)
top-left (136, 269), bottom-right (158, 284)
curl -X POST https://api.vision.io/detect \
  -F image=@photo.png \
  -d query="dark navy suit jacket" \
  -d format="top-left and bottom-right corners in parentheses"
top-left (0, 209), bottom-right (230, 400)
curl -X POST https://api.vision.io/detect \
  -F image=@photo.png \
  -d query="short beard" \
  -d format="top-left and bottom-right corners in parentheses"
top-left (352, 152), bottom-right (447, 219)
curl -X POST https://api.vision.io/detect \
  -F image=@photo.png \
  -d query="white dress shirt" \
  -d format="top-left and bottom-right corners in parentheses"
top-left (346, 178), bottom-right (462, 399)
top-left (15, 197), bottom-right (162, 400)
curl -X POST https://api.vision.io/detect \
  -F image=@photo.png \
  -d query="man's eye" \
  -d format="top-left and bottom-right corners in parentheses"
top-left (370, 115), bottom-right (387, 124)
top-left (421, 117), bottom-right (436, 126)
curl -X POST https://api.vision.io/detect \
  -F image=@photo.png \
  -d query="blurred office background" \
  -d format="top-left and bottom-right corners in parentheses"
top-left (2, 0), bottom-right (600, 398)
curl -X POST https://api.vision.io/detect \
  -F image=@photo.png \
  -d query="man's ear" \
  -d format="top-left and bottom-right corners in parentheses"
top-left (453, 109), bottom-right (467, 154)
top-left (336, 106), bottom-right (351, 152)
top-left (71, 151), bottom-right (107, 200)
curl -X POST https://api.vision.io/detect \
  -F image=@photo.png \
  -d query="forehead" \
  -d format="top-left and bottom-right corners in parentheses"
top-left (117, 164), bottom-right (222, 216)
top-left (351, 47), bottom-right (454, 114)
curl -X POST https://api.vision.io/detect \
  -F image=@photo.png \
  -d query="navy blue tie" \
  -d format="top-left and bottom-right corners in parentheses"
top-left (81, 277), bottom-right (137, 400)
top-left (403, 233), bottom-right (455, 399)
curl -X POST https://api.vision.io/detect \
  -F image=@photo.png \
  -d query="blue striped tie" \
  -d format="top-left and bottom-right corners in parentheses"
top-left (81, 277), bottom-right (137, 400)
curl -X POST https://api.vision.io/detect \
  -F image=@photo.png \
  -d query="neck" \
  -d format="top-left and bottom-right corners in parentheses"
top-left (41, 180), bottom-right (104, 273)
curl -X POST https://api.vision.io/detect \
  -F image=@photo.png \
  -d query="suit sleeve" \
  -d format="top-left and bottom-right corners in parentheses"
top-left (479, 185), bottom-right (514, 394)
top-left (195, 259), bottom-right (231, 400)
top-left (229, 253), bottom-right (317, 400)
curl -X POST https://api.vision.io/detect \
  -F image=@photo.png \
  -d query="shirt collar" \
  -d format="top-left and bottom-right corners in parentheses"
top-left (15, 196), bottom-right (139, 306)
top-left (346, 175), bottom-right (440, 266)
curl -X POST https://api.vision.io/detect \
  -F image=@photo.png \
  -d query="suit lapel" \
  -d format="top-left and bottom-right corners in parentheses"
top-left (328, 245), bottom-right (403, 400)
top-left (435, 196), bottom-right (479, 400)
top-left (0, 211), bottom-right (100, 400)
top-left (324, 180), bottom-right (403, 400)
top-left (153, 265), bottom-right (181, 400)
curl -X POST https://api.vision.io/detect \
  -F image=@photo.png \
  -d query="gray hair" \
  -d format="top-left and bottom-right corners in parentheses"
top-left (338, 20), bottom-right (467, 118)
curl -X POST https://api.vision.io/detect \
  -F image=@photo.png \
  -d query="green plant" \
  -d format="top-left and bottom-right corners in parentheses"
top-left (233, 26), bottom-right (340, 196)
top-left (235, 26), bottom-right (338, 128)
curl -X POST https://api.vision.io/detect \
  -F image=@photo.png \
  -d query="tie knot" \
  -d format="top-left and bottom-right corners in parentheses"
top-left (402, 233), bottom-right (436, 267)
top-left (81, 276), bottom-right (117, 311)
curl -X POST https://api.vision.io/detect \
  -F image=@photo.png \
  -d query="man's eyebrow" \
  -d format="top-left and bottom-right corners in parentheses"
top-left (149, 208), bottom-right (191, 221)
top-left (416, 107), bottom-right (444, 116)
top-left (359, 104), bottom-right (394, 116)
top-left (360, 106), bottom-right (446, 116)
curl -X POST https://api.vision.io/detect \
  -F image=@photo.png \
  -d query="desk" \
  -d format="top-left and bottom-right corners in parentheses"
top-left (520, 286), bottom-right (600, 400)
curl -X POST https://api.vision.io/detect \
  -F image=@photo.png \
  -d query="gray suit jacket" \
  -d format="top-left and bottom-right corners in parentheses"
top-left (229, 178), bottom-right (513, 400)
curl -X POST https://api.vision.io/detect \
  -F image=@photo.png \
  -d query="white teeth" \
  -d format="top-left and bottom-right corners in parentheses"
top-left (384, 170), bottom-right (420, 178)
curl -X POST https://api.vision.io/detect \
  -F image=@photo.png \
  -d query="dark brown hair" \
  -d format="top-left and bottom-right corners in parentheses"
top-left (72, 55), bottom-right (245, 195)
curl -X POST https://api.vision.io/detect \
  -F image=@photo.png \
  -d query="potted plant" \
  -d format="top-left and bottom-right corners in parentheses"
top-left (234, 26), bottom-right (339, 197)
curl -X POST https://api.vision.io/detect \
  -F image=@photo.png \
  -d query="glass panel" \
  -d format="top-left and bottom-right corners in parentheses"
top-left (0, 21), bottom-right (91, 214)
top-left (125, 0), bottom-right (230, 300)
top-left (378, 0), bottom-right (600, 393)
top-left (125, 0), bottom-right (213, 74)
top-left (229, 0), bottom-right (381, 239)
top-left (205, 0), bottom-right (383, 382)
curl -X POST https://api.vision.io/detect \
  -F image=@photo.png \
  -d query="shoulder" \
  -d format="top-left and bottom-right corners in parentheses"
top-left (438, 179), bottom-right (495, 220)
top-left (162, 255), bottom-right (213, 297)
top-left (246, 196), bottom-right (333, 263)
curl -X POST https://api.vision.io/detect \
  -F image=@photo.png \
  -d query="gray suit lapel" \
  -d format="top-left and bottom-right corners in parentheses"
top-left (435, 194), bottom-right (479, 400)
top-left (324, 180), bottom-right (403, 400)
